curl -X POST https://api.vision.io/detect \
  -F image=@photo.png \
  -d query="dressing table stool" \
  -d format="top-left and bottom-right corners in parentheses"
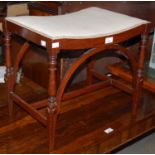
top-left (4, 7), bottom-right (151, 152)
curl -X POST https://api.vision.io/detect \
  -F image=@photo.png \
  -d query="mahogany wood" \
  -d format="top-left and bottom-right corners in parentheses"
top-left (93, 71), bottom-right (110, 81)
top-left (1, 2), bottom-right (155, 88)
top-left (10, 2), bottom-right (61, 89)
top-left (31, 99), bottom-right (47, 109)
top-left (112, 78), bottom-right (133, 94)
top-left (86, 57), bottom-right (94, 85)
top-left (0, 81), bottom-right (154, 153)
top-left (12, 42), bottom-right (30, 87)
top-left (10, 92), bottom-right (47, 126)
top-left (47, 47), bottom-right (60, 151)
top-left (109, 62), bottom-right (155, 93)
top-left (5, 32), bottom-right (13, 116)
top-left (132, 33), bottom-right (150, 117)
top-left (56, 43), bottom-right (140, 113)
top-left (4, 8), bottom-right (151, 153)
top-left (62, 80), bottom-right (111, 101)
top-left (28, 2), bottom-right (61, 16)
top-left (11, 36), bottom-right (49, 88)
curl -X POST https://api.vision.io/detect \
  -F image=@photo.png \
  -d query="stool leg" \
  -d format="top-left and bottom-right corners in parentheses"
top-left (56, 55), bottom-right (61, 86)
top-left (132, 34), bottom-right (148, 118)
top-left (5, 32), bottom-right (14, 116)
top-left (47, 49), bottom-right (59, 152)
top-left (47, 97), bottom-right (57, 152)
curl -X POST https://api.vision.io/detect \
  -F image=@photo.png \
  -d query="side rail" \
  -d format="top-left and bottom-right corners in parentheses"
top-left (56, 44), bottom-right (138, 113)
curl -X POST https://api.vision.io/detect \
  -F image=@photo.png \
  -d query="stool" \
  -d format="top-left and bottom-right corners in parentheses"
top-left (4, 7), bottom-right (151, 152)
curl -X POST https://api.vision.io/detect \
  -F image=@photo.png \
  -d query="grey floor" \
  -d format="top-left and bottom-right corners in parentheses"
top-left (116, 130), bottom-right (155, 154)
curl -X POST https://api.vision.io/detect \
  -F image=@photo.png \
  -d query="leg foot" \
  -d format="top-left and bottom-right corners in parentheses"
top-left (47, 97), bottom-right (57, 153)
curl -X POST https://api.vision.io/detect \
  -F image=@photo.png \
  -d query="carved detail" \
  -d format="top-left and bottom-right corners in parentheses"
top-left (48, 55), bottom-right (57, 71)
top-left (47, 97), bottom-right (57, 113)
top-left (5, 67), bottom-right (13, 82)
top-left (5, 32), bottom-right (12, 66)
top-left (49, 55), bottom-right (57, 64)
top-left (5, 32), bottom-right (13, 83)
top-left (4, 32), bottom-right (11, 42)
top-left (137, 68), bottom-right (143, 78)
top-left (140, 34), bottom-right (148, 50)
top-left (6, 67), bottom-right (13, 75)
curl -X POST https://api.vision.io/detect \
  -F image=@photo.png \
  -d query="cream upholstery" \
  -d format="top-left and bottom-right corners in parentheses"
top-left (6, 7), bottom-right (150, 40)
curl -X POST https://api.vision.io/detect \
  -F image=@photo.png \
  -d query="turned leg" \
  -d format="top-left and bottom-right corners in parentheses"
top-left (56, 54), bottom-right (62, 86)
top-left (132, 34), bottom-right (149, 118)
top-left (5, 32), bottom-right (14, 116)
top-left (47, 97), bottom-right (57, 152)
top-left (47, 48), bottom-right (59, 152)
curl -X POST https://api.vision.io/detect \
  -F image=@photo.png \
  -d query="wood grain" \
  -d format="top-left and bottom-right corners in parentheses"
top-left (0, 80), bottom-right (154, 153)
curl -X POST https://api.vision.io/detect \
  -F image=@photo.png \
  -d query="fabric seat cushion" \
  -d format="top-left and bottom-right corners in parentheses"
top-left (6, 7), bottom-right (150, 40)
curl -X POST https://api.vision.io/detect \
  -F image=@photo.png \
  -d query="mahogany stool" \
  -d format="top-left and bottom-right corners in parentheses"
top-left (4, 7), bottom-right (151, 152)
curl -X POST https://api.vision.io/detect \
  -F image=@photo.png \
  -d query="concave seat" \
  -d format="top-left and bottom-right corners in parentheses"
top-left (6, 7), bottom-right (149, 40)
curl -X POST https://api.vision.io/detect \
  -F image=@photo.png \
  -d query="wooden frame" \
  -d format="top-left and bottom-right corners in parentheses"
top-left (4, 18), bottom-right (151, 152)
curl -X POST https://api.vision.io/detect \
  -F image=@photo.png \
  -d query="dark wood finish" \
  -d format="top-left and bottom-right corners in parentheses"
top-left (59, 1), bottom-right (155, 89)
top-left (47, 47), bottom-right (60, 151)
top-left (4, 10), bottom-right (151, 152)
top-left (0, 80), bottom-right (154, 153)
top-left (132, 32), bottom-right (150, 117)
top-left (0, 2), bottom-right (7, 17)
top-left (10, 92), bottom-right (47, 125)
top-left (0, 2), bottom-right (61, 89)
top-left (28, 2), bottom-right (61, 16)
top-left (5, 32), bottom-right (13, 116)
top-left (1, 6), bottom-right (154, 154)
top-left (11, 36), bottom-right (49, 88)
top-left (25, 2), bottom-right (61, 89)
top-left (63, 80), bottom-right (111, 101)
top-left (112, 78), bottom-right (133, 95)
top-left (1, 2), bottom-right (155, 88)
top-left (109, 62), bottom-right (155, 93)
top-left (12, 42), bottom-right (30, 86)
top-left (11, 1), bottom-right (155, 88)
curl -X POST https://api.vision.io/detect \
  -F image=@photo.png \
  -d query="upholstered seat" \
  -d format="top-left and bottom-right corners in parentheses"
top-left (5, 6), bottom-right (151, 153)
top-left (6, 7), bottom-right (149, 40)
